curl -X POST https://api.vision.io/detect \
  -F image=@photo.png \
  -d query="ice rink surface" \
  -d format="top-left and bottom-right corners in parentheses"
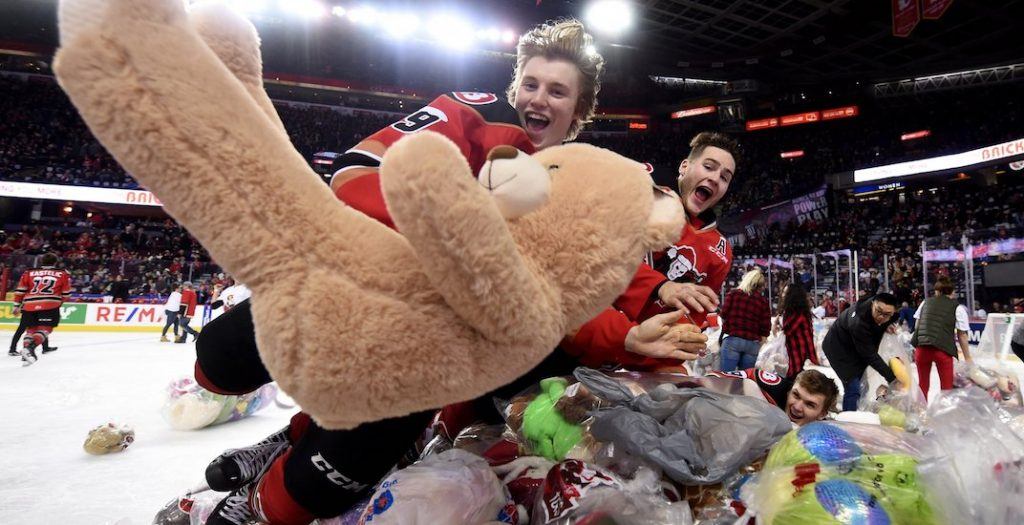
top-left (1, 330), bottom-right (1020, 524)
top-left (0, 330), bottom-right (293, 525)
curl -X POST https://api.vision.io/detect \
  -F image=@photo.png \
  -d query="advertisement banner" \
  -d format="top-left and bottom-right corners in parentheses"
top-left (670, 105), bottom-right (716, 119)
top-left (745, 117), bottom-right (778, 131)
top-left (0, 181), bottom-right (162, 207)
top-left (720, 186), bottom-right (830, 241)
top-left (84, 303), bottom-right (206, 326)
top-left (821, 106), bottom-right (859, 120)
top-left (901, 130), bottom-right (931, 141)
top-left (0, 301), bottom-right (88, 324)
top-left (780, 150), bottom-right (805, 159)
top-left (892, 0), bottom-right (920, 37)
top-left (780, 111), bottom-right (820, 126)
top-left (854, 136), bottom-right (1024, 182)
top-left (922, 0), bottom-right (953, 19)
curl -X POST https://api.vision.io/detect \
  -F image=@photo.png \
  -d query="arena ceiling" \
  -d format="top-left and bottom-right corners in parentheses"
top-left (521, 0), bottom-right (1024, 83)
top-left (2, 0), bottom-right (1022, 85)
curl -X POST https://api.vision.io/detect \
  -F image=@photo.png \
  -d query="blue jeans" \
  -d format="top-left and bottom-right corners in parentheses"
top-left (720, 335), bottom-right (760, 372)
top-left (843, 376), bottom-right (862, 411)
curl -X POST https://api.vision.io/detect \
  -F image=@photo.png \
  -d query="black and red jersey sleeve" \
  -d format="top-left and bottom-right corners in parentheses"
top-left (329, 92), bottom-right (534, 229)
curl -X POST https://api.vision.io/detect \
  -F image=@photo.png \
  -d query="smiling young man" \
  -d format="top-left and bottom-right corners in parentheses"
top-left (707, 368), bottom-right (838, 426)
top-left (563, 132), bottom-right (738, 369)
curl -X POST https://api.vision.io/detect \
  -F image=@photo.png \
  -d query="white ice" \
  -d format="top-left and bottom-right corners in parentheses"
top-left (1, 330), bottom-right (1021, 525)
top-left (0, 330), bottom-right (293, 525)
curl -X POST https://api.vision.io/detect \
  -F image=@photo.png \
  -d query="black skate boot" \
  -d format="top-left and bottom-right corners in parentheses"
top-left (8, 348), bottom-right (19, 357)
top-left (42, 345), bottom-right (58, 354)
top-left (205, 426), bottom-right (289, 492)
top-left (205, 445), bottom-right (285, 525)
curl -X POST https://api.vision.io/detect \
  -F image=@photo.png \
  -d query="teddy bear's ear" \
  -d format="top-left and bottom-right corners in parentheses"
top-left (645, 184), bottom-right (686, 250)
top-left (478, 146), bottom-right (551, 219)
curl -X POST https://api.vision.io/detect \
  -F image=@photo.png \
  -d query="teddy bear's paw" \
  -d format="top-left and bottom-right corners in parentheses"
top-left (58, 0), bottom-right (186, 48)
top-left (188, 2), bottom-right (263, 86)
top-left (478, 146), bottom-right (551, 219)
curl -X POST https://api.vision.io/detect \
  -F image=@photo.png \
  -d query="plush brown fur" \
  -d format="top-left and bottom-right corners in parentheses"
top-left (52, 0), bottom-right (684, 429)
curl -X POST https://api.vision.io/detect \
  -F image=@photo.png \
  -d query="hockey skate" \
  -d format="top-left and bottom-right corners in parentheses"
top-left (205, 426), bottom-right (290, 492)
top-left (20, 345), bottom-right (37, 366)
top-left (41, 345), bottom-right (58, 354)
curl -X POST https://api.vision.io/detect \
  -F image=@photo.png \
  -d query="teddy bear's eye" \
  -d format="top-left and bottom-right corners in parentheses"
top-left (547, 164), bottom-right (560, 171)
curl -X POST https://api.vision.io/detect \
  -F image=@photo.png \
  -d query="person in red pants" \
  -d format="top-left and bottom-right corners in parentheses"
top-left (911, 276), bottom-right (973, 397)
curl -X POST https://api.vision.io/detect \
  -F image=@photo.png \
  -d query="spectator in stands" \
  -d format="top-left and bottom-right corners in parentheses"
top-left (161, 283), bottom-right (182, 343)
top-left (973, 300), bottom-right (987, 318)
top-left (107, 274), bottom-right (130, 303)
top-left (719, 269), bottom-right (770, 371)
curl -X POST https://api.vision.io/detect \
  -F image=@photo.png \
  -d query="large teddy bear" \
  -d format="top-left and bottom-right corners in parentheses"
top-left (53, 0), bottom-right (685, 429)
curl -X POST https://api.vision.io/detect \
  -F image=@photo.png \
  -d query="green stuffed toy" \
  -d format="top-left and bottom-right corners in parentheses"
top-left (522, 378), bottom-right (584, 460)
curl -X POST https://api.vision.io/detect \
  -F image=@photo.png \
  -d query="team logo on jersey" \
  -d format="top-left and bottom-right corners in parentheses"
top-left (710, 370), bottom-right (748, 379)
top-left (757, 370), bottom-right (782, 385)
top-left (452, 92), bottom-right (498, 105)
top-left (666, 245), bottom-right (708, 283)
top-left (709, 236), bottom-right (728, 263)
top-left (391, 106), bottom-right (448, 134)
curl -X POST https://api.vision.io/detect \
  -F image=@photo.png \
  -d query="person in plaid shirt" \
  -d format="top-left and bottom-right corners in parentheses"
top-left (775, 282), bottom-right (819, 377)
top-left (719, 268), bottom-right (771, 370)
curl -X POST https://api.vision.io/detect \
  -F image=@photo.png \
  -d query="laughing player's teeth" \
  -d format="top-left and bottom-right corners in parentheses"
top-left (525, 112), bottom-right (550, 132)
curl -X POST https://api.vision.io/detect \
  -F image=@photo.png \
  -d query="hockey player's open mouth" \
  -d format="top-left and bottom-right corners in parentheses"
top-left (525, 112), bottom-right (550, 134)
top-left (693, 184), bottom-right (714, 204)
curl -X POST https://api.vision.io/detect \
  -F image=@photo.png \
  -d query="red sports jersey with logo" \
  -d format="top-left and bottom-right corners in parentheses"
top-left (329, 92), bottom-right (536, 230)
top-left (13, 268), bottom-right (72, 312)
top-left (180, 289), bottom-right (198, 317)
top-left (562, 214), bottom-right (733, 369)
top-left (705, 368), bottom-right (794, 408)
top-left (328, 91), bottom-right (665, 323)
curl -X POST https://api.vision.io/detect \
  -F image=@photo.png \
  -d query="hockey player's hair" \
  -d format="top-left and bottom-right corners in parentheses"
top-left (39, 253), bottom-right (58, 267)
top-left (507, 19), bottom-right (604, 141)
top-left (687, 131), bottom-right (742, 167)
top-left (794, 369), bottom-right (840, 414)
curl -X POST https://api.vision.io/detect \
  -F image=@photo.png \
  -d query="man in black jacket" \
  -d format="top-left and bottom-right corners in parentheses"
top-left (823, 293), bottom-right (900, 411)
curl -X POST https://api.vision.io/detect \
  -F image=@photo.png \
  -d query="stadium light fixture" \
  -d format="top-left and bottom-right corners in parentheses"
top-left (347, 6), bottom-right (379, 25)
top-left (225, 0), bottom-right (269, 14)
top-left (280, 0), bottom-right (327, 19)
top-left (331, 6), bottom-right (346, 18)
top-left (585, 0), bottom-right (634, 35)
top-left (502, 30), bottom-right (516, 44)
top-left (429, 14), bottom-right (475, 50)
top-left (384, 12), bottom-right (420, 39)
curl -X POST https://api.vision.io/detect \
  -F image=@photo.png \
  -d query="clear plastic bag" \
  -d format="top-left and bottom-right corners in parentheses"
top-left (161, 377), bottom-right (277, 430)
top-left (918, 387), bottom-right (1024, 525)
top-left (688, 326), bottom-right (722, 376)
top-left (857, 333), bottom-right (925, 429)
top-left (755, 333), bottom-right (788, 376)
top-left (574, 367), bottom-right (791, 485)
top-left (357, 449), bottom-right (517, 525)
top-left (742, 459), bottom-right (941, 525)
top-left (954, 361), bottom-right (1023, 408)
top-left (531, 460), bottom-right (691, 525)
top-left (500, 376), bottom-right (609, 462)
top-left (747, 420), bottom-right (948, 524)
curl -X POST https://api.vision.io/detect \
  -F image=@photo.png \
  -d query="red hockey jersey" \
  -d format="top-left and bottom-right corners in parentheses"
top-left (329, 92), bottom-right (666, 353)
top-left (329, 92), bottom-right (536, 229)
top-left (563, 214), bottom-right (733, 369)
top-left (13, 267), bottom-right (72, 312)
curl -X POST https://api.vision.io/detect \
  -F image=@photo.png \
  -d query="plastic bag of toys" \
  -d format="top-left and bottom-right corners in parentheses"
top-left (501, 376), bottom-right (608, 462)
top-left (954, 361), bottom-right (1023, 408)
top-left (573, 367), bottom-right (791, 486)
top-left (857, 333), bottom-right (925, 430)
top-left (687, 326), bottom-right (722, 376)
top-left (918, 387), bottom-right (1024, 525)
top-left (356, 449), bottom-right (518, 525)
top-left (531, 459), bottom-right (692, 525)
top-left (744, 420), bottom-right (951, 525)
top-left (161, 377), bottom-right (277, 430)
top-left (754, 333), bottom-right (788, 376)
